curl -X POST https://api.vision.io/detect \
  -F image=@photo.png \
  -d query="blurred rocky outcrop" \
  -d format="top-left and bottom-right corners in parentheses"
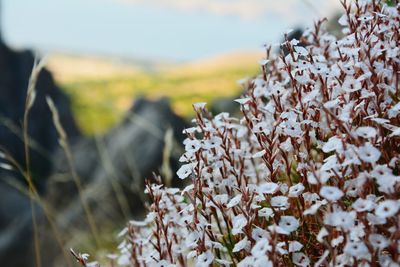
top-left (0, 180), bottom-right (41, 267)
top-left (45, 98), bottom-right (187, 264)
top-left (0, 43), bottom-right (80, 190)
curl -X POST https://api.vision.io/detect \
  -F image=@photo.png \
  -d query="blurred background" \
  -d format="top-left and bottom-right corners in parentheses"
top-left (2, 0), bottom-right (341, 133)
top-left (0, 0), bottom-right (341, 266)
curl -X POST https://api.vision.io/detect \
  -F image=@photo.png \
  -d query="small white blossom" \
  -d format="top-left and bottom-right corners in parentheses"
top-left (258, 182), bottom-right (279, 194)
top-left (278, 216), bottom-right (300, 234)
top-left (375, 200), bottom-right (399, 218)
top-left (322, 136), bottom-right (343, 153)
top-left (233, 237), bottom-right (250, 253)
top-left (288, 241), bottom-right (303, 252)
top-left (352, 198), bottom-right (375, 212)
top-left (294, 46), bottom-right (309, 56)
top-left (232, 214), bottom-right (247, 235)
top-left (356, 126), bottom-right (377, 139)
top-left (193, 102), bottom-right (207, 110)
top-left (270, 196), bottom-right (289, 209)
top-left (344, 241), bottom-right (369, 259)
top-left (369, 234), bottom-right (389, 251)
top-left (320, 186), bottom-right (344, 202)
top-left (258, 207), bottom-right (273, 218)
top-left (288, 183), bottom-right (305, 197)
top-left (196, 251), bottom-right (214, 267)
top-left (292, 253), bottom-right (310, 267)
top-left (324, 211), bottom-right (355, 230)
top-left (227, 194), bottom-right (242, 208)
top-left (251, 238), bottom-right (271, 258)
top-left (234, 98), bottom-right (251, 105)
top-left (358, 142), bottom-right (381, 163)
top-left (176, 163), bottom-right (193, 179)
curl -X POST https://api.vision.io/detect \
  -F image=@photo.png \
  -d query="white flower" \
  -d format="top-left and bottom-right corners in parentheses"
top-left (324, 98), bottom-right (340, 109)
top-left (352, 198), bottom-right (375, 212)
top-left (258, 182), bottom-right (279, 194)
top-left (237, 256), bottom-right (256, 267)
top-left (356, 126), bottom-right (377, 139)
top-left (251, 238), bottom-right (271, 257)
top-left (344, 241), bottom-right (369, 258)
top-left (213, 194), bottom-right (228, 205)
top-left (369, 234), bottom-right (389, 250)
top-left (276, 242), bottom-right (288, 255)
top-left (358, 14), bottom-right (374, 22)
top-left (258, 59), bottom-right (270, 65)
top-left (280, 138), bottom-right (293, 152)
top-left (366, 213), bottom-right (387, 225)
top-left (294, 46), bottom-right (309, 56)
top-left (278, 216), bottom-right (300, 234)
top-left (303, 200), bottom-right (327, 215)
top-left (234, 98), bottom-right (251, 105)
top-left (184, 139), bottom-right (201, 153)
top-left (252, 121), bottom-right (271, 134)
top-left (342, 77), bottom-right (362, 92)
top-left (288, 183), bottom-right (305, 197)
top-left (302, 192), bottom-right (320, 203)
top-left (307, 171), bottom-right (330, 185)
top-left (215, 259), bottom-right (232, 266)
top-left (252, 150), bottom-right (266, 158)
top-left (281, 121), bottom-right (303, 138)
top-left (227, 194), bottom-right (242, 208)
top-left (258, 207), bottom-right (273, 218)
top-left (322, 136), bottom-right (343, 153)
top-left (267, 224), bottom-right (289, 235)
top-left (324, 211), bottom-right (355, 230)
top-left (331, 236), bottom-right (344, 247)
top-left (232, 214), bottom-right (247, 235)
top-left (182, 127), bottom-right (198, 134)
top-left (317, 227), bottom-right (328, 243)
top-left (176, 163), bottom-right (194, 179)
top-left (117, 254), bottom-right (131, 266)
top-left (288, 241), bottom-right (303, 252)
top-left (233, 236), bottom-right (249, 253)
top-left (270, 196), bottom-right (289, 209)
top-left (388, 102), bottom-right (400, 118)
top-left (81, 253), bottom-right (90, 260)
top-left (185, 231), bottom-right (200, 248)
top-left (193, 102), bottom-right (207, 110)
top-left (358, 142), bottom-right (381, 163)
top-left (155, 260), bottom-right (175, 267)
top-left (203, 137), bottom-right (222, 150)
top-left (279, 183), bottom-right (289, 194)
top-left (320, 186), bottom-right (344, 202)
top-left (371, 165), bottom-right (400, 194)
top-left (375, 200), bottom-right (399, 218)
top-left (292, 253), bottom-right (310, 267)
top-left (338, 14), bottom-right (348, 26)
top-left (196, 251), bottom-right (214, 267)
top-left (251, 227), bottom-right (269, 241)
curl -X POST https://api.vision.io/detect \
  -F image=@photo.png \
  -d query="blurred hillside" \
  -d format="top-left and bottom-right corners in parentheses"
top-left (47, 51), bottom-right (262, 134)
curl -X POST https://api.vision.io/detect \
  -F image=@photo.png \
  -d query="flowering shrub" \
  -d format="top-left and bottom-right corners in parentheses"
top-left (113, 1), bottom-right (400, 266)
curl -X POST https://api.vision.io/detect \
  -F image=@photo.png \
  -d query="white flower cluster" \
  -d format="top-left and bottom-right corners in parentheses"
top-left (118, 1), bottom-right (400, 266)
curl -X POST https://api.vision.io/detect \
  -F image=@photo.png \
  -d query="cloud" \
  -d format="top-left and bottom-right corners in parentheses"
top-left (117, 0), bottom-right (342, 21)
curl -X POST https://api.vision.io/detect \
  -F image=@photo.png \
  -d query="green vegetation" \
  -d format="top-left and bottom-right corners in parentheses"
top-left (51, 53), bottom-right (261, 134)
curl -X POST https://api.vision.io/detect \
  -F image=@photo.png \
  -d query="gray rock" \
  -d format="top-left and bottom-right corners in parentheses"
top-left (0, 43), bottom-right (80, 190)
top-left (0, 180), bottom-right (37, 267)
top-left (46, 98), bottom-right (187, 243)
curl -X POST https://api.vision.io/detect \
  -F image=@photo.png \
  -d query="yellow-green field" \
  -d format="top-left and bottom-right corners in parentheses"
top-left (47, 52), bottom-right (262, 134)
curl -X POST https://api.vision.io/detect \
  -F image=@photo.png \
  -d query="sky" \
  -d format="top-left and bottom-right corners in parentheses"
top-left (2, 0), bottom-right (342, 61)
